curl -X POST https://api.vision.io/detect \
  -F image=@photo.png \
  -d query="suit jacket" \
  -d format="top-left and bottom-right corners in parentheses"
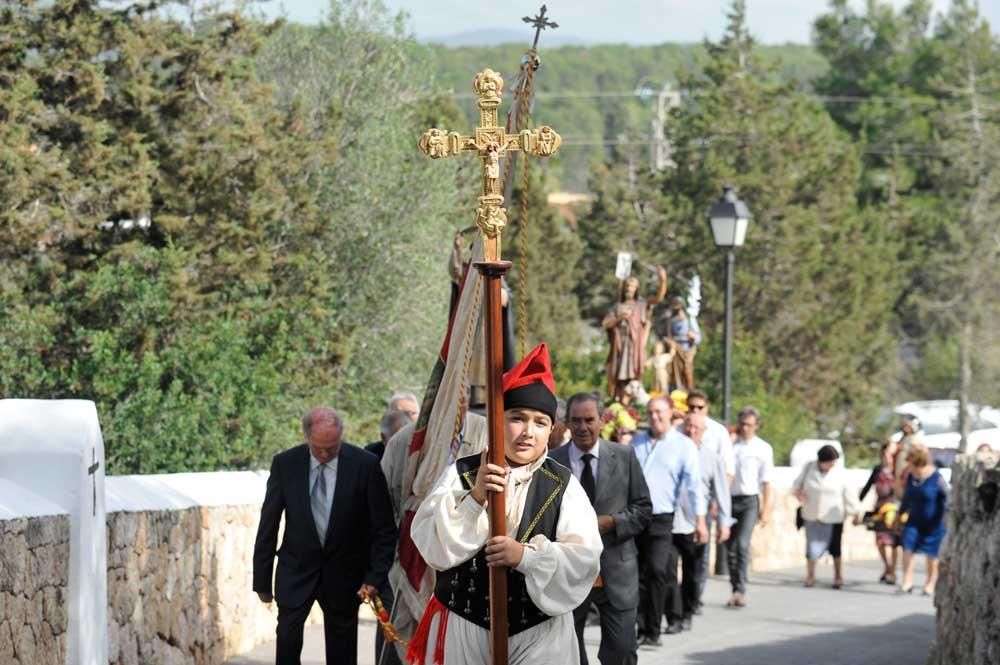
top-left (253, 443), bottom-right (397, 610)
top-left (550, 439), bottom-right (652, 610)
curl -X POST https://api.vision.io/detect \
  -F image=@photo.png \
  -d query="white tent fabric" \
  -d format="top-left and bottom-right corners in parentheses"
top-left (0, 399), bottom-right (108, 665)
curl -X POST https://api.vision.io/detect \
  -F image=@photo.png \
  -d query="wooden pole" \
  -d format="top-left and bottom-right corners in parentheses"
top-left (475, 258), bottom-right (512, 665)
top-left (418, 66), bottom-right (561, 665)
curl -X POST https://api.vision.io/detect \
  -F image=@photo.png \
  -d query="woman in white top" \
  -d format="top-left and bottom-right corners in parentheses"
top-left (793, 445), bottom-right (861, 589)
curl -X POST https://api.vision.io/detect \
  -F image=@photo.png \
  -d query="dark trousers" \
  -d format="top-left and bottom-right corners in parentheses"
top-left (727, 495), bottom-right (760, 594)
top-left (695, 533), bottom-right (711, 604)
top-left (666, 533), bottom-right (702, 623)
top-left (714, 539), bottom-right (728, 575)
top-left (637, 512), bottom-right (674, 638)
top-left (276, 591), bottom-right (359, 665)
top-left (573, 586), bottom-right (637, 665)
top-left (373, 584), bottom-right (403, 665)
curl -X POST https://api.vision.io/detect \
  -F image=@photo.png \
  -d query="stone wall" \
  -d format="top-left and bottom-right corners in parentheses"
top-left (749, 484), bottom-right (877, 572)
top-left (105, 473), bottom-right (322, 665)
top-left (702, 467), bottom-right (881, 574)
top-left (0, 465), bottom-right (886, 665)
top-left (928, 453), bottom-right (1000, 665)
top-left (106, 504), bottom-right (291, 665)
top-left (0, 513), bottom-right (70, 665)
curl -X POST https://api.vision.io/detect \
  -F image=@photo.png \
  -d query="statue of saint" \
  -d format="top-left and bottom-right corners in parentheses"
top-left (602, 266), bottom-right (667, 402)
top-left (656, 295), bottom-right (701, 391)
top-left (646, 340), bottom-right (675, 396)
top-left (483, 142), bottom-right (501, 195)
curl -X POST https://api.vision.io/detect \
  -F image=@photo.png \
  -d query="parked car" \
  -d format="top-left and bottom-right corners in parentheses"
top-left (890, 400), bottom-right (1000, 462)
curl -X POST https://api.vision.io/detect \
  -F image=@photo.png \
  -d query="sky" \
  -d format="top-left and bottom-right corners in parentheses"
top-left (260, 0), bottom-right (1000, 45)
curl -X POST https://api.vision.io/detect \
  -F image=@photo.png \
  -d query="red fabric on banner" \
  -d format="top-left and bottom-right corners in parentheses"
top-left (398, 509), bottom-right (428, 591)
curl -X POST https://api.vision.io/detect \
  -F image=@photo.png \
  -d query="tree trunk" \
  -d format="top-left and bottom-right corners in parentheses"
top-left (958, 319), bottom-right (972, 453)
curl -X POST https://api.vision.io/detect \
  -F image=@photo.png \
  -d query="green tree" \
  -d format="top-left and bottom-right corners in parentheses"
top-left (0, 0), bottom-right (464, 471)
top-left (813, 0), bottom-right (1000, 421)
top-left (637, 1), bottom-right (898, 426)
top-left (505, 168), bottom-right (585, 365)
top-left (920, 0), bottom-right (1000, 445)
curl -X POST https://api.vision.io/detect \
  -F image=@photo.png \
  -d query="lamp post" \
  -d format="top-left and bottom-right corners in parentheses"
top-left (708, 185), bottom-right (753, 424)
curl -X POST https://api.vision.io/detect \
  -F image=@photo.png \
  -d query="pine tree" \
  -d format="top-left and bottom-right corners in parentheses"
top-left (651, 0), bottom-right (899, 419)
top-left (0, 0), bottom-right (465, 471)
top-left (921, 0), bottom-right (1000, 446)
top-left (506, 168), bottom-right (586, 364)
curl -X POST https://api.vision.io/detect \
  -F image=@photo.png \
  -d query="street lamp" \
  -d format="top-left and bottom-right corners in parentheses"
top-left (708, 185), bottom-right (753, 424)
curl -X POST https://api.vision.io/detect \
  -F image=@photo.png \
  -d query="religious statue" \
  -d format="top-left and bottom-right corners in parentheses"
top-left (534, 125), bottom-right (560, 156)
top-left (656, 294), bottom-right (701, 391)
top-left (602, 266), bottom-right (667, 402)
top-left (645, 340), bottom-right (675, 396)
top-left (473, 68), bottom-right (504, 101)
top-left (484, 142), bottom-right (501, 194)
top-left (422, 128), bottom-right (449, 158)
top-left (475, 202), bottom-right (507, 236)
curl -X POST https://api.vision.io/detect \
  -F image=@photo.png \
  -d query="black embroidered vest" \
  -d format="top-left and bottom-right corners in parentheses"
top-left (433, 453), bottom-right (571, 635)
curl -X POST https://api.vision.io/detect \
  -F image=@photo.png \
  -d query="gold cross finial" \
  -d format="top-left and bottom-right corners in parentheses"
top-left (418, 68), bottom-right (562, 262)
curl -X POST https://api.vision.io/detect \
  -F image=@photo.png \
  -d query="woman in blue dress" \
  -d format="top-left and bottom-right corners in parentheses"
top-left (899, 445), bottom-right (949, 595)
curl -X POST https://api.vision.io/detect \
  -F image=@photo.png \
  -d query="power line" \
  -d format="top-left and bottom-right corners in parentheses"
top-left (452, 89), bottom-right (1000, 110)
top-left (556, 138), bottom-right (947, 157)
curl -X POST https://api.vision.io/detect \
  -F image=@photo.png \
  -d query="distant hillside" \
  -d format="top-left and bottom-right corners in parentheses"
top-left (426, 42), bottom-right (829, 191)
top-left (423, 29), bottom-right (592, 47)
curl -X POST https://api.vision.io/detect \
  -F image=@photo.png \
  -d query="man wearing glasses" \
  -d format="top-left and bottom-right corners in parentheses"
top-left (684, 390), bottom-right (735, 598)
top-left (725, 406), bottom-right (774, 609)
top-left (685, 390), bottom-right (734, 485)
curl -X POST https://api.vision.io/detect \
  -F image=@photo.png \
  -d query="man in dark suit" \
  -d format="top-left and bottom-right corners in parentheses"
top-left (364, 409), bottom-right (412, 462)
top-left (253, 407), bottom-right (397, 665)
top-left (550, 393), bottom-right (652, 665)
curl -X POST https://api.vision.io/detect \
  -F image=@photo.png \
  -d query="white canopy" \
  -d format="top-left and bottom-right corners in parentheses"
top-left (0, 399), bottom-right (108, 665)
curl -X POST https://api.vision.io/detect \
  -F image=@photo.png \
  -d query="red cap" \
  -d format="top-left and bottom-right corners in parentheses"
top-left (502, 343), bottom-right (555, 393)
top-left (502, 343), bottom-right (557, 420)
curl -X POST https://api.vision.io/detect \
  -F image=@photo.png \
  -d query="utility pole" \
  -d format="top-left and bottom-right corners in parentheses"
top-left (649, 85), bottom-right (679, 171)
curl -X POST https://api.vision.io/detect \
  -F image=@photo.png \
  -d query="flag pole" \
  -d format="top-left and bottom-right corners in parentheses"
top-left (418, 65), bottom-right (562, 665)
top-left (475, 258), bottom-right (512, 665)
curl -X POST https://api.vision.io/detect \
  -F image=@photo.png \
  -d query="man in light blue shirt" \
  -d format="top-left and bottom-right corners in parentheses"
top-left (668, 412), bottom-right (733, 632)
top-left (632, 397), bottom-right (707, 645)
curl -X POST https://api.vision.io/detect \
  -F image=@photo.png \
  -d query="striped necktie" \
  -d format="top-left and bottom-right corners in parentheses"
top-left (312, 463), bottom-right (328, 544)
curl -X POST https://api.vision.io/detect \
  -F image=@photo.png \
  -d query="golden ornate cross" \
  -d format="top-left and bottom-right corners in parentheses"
top-left (418, 68), bottom-right (562, 262)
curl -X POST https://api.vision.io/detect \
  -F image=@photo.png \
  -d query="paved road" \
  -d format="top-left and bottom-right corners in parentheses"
top-left (227, 560), bottom-right (935, 665)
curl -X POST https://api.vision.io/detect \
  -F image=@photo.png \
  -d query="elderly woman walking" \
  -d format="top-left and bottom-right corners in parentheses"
top-left (899, 445), bottom-right (949, 595)
top-left (793, 445), bottom-right (861, 588)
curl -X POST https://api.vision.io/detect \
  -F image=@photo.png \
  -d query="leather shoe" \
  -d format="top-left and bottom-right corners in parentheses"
top-left (664, 623), bottom-right (684, 635)
top-left (639, 635), bottom-right (662, 648)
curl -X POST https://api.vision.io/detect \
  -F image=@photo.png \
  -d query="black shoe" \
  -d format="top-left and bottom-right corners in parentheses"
top-left (639, 635), bottom-right (662, 648)
top-left (681, 617), bottom-right (692, 631)
top-left (664, 623), bottom-right (684, 635)
top-left (692, 604), bottom-right (703, 616)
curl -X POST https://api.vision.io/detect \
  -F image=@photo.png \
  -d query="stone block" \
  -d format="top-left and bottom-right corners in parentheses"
top-left (15, 623), bottom-right (36, 665)
top-left (0, 619), bottom-right (14, 663)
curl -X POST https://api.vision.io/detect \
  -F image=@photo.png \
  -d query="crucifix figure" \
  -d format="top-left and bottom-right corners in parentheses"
top-left (523, 5), bottom-right (558, 51)
top-left (419, 68), bottom-right (562, 264)
top-left (417, 68), bottom-right (564, 665)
